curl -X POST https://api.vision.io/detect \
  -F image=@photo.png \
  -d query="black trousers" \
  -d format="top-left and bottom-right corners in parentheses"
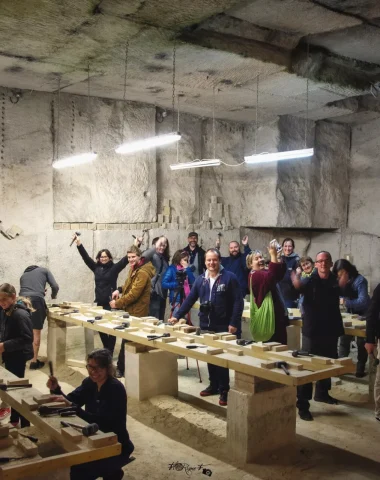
top-left (208, 363), bottom-right (230, 393)
top-left (296, 335), bottom-right (338, 412)
top-left (99, 304), bottom-right (116, 355)
top-left (117, 340), bottom-right (127, 374)
top-left (149, 292), bottom-right (166, 320)
top-left (70, 451), bottom-right (132, 480)
top-left (4, 356), bottom-right (30, 427)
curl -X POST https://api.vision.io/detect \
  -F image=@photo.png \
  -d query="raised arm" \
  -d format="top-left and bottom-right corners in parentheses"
top-left (77, 244), bottom-right (97, 272)
top-left (113, 255), bottom-right (129, 275)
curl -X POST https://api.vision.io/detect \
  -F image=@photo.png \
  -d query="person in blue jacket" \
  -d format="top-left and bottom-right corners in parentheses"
top-left (333, 259), bottom-right (370, 377)
top-left (162, 250), bottom-right (195, 318)
top-left (168, 248), bottom-right (243, 407)
top-left (215, 235), bottom-right (251, 299)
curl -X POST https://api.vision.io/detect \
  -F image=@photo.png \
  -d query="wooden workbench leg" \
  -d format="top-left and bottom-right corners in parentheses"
top-left (124, 344), bottom-right (178, 400)
top-left (47, 317), bottom-right (67, 368)
top-left (227, 372), bottom-right (296, 463)
top-left (287, 325), bottom-right (301, 351)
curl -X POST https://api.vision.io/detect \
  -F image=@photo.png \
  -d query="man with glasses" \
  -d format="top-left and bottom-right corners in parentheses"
top-left (292, 251), bottom-right (344, 421)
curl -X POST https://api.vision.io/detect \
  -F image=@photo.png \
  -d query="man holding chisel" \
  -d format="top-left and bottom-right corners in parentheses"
top-left (365, 283), bottom-right (380, 421)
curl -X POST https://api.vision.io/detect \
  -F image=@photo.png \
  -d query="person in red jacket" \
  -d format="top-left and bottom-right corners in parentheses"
top-left (246, 240), bottom-right (288, 344)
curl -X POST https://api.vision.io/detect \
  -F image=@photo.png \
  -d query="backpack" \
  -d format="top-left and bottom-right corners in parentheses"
top-left (249, 287), bottom-right (275, 342)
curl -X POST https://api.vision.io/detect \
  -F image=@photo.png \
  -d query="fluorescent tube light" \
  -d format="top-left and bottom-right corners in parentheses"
top-left (244, 148), bottom-right (314, 164)
top-left (52, 152), bottom-right (97, 169)
top-left (115, 132), bottom-right (181, 154)
top-left (170, 159), bottom-right (221, 170)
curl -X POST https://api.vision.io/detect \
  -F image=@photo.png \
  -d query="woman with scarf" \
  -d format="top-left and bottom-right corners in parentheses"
top-left (74, 235), bottom-right (129, 354)
top-left (162, 250), bottom-right (195, 320)
top-left (110, 245), bottom-right (155, 377)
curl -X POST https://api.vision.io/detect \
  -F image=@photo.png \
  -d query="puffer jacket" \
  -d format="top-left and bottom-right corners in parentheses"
top-left (162, 264), bottom-right (195, 303)
top-left (0, 302), bottom-right (33, 362)
top-left (342, 274), bottom-right (370, 315)
top-left (114, 261), bottom-right (156, 316)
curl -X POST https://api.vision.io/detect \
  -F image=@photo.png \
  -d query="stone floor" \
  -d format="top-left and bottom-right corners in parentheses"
top-left (21, 325), bottom-right (380, 480)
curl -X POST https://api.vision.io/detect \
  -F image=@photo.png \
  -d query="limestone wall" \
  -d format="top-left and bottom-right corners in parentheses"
top-left (0, 84), bottom-right (379, 299)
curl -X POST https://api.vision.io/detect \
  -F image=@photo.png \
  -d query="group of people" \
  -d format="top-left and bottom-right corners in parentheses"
top-left (0, 230), bottom-right (379, 479)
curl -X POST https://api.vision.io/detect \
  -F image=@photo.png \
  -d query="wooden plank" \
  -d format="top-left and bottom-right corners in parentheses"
top-left (0, 425), bottom-right (11, 438)
top-left (0, 444), bottom-right (121, 480)
top-left (310, 356), bottom-right (333, 365)
top-left (42, 401), bottom-right (68, 409)
top-left (21, 398), bottom-right (38, 411)
top-left (250, 344), bottom-right (270, 352)
top-left (61, 427), bottom-right (83, 443)
top-left (227, 348), bottom-right (244, 356)
top-left (206, 348), bottom-right (224, 355)
top-left (0, 437), bottom-right (14, 449)
top-left (88, 433), bottom-right (117, 448)
top-left (142, 327), bottom-right (156, 333)
top-left (33, 394), bottom-right (55, 405)
top-left (124, 343), bottom-right (154, 354)
top-left (16, 437), bottom-right (38, 457)
top-left (181, 337), bottom-right (195, 344)
top-left (264, 342), bottom-right (282, 348)
top-left (272, 345), bottom-right (289, 352)
top-left (334, 357), bottom-right (352, 366)
top-left (260, 361), bottom-right (276, 369)
top-left (160, 337), bottom-right (177, 343)
top-left (7, 379), bottom-right (29, 386)
top-left (223, 335), bottom-right (237, 341)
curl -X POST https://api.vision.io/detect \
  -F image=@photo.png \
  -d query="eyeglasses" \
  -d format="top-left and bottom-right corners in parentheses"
top-left (86, 364), bottom-right (103, 373)
top-left (315, 260), bottom-right (330, 264)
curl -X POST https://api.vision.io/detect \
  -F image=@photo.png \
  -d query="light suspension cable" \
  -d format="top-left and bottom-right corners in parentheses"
top-left (53, 61), bottom-right (97, 169)
top-left (116, 42), bottom-right (181, 155)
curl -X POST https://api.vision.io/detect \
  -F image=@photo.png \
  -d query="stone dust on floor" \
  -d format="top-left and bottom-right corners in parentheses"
top-left (24, 346), bottom-right (380, 480)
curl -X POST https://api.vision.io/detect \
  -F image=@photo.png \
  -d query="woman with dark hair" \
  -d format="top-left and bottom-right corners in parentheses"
top-left (0, 283), bottom-right (33, 427)
top-left (333, 259), bottom-right (370, 377)
top-left (140, 235), bottom-right (170, 320)
top-left (73, 235), bottom-right (129, 353)
top-left (278, 237), bottom-right (300, 308)
top-left (162, 250), bottom-right (195, 317)
top-left (47, 348), bottom-right (134, 480)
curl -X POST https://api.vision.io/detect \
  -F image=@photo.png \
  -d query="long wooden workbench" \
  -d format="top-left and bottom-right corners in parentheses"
top-left (0, 366), bottom-right (121, 479)
top-left (48, 302), bottom-right (355, 463)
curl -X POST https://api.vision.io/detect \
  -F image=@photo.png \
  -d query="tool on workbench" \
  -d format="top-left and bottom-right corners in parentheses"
top-left (275, 361), bottom-right (290, 375)
top-left (61, 309), bottom-right (79, 315)
top-left (147, 333), bottom-right (171, 341)
top-left (186, 345), bottom-right (207, 349)
top-left (9, 428), bottom-right (38, 443)
top-left (0, 384), bottom-right (33, 391)
top-left (60, 421), bottom-right (98, 437)
top-left (236, 339), bottom-right (254, 346)
top-left (38, 405), bottom-right (77, 417)
top-left (113, 322), bottom-right (130, 330)
top-left (292, 350), bottom-right (313, 358)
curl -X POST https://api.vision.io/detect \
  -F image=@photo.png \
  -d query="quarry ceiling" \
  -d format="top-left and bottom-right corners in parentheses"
top-left (1, 0), bottom-right (380, 124)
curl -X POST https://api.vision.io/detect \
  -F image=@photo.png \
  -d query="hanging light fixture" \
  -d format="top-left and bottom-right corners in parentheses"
top-left (53, 63), bottom-right (97, 169)
top-left (244, 61), bottom-right (314, 165)
top-left (170, 159), bottom-right (221, 170)
top-left (170, 86), bottom-right (220, 170)
top-left (115, 43), bottom-right (181, 155)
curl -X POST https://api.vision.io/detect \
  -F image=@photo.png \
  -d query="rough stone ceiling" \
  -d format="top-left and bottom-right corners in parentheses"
top-left (0, 0), bottom-right (380, 124)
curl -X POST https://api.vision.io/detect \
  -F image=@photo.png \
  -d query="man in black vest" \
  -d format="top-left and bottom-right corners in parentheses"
top-left (292, 251), bottom-right (344, 421)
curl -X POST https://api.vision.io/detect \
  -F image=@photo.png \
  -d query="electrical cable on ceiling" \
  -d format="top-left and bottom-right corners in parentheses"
top-left (122, 41), bottom-right (129, 144)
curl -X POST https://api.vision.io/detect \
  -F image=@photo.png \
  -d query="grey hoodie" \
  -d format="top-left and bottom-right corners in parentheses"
top-left (19, 266), bottom-right (59, 299)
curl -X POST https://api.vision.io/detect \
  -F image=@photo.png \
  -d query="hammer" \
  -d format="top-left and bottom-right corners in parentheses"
top-left (292, 350), bottom-right (313, 358)
top-left (0, 384), bottom-right (33, 391)
top-left (60, 421), bottom-right (99, 437)
top-left (9, 428), bottom-right (38, 443)
top-left (147, 333), bottom-right (170, 341)
top-left (275, 361), bottom-right (290, 375)
top-left (69, 231), bottom-right (81, 247)
top-left (370, 353), bottom-right (380, 367)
